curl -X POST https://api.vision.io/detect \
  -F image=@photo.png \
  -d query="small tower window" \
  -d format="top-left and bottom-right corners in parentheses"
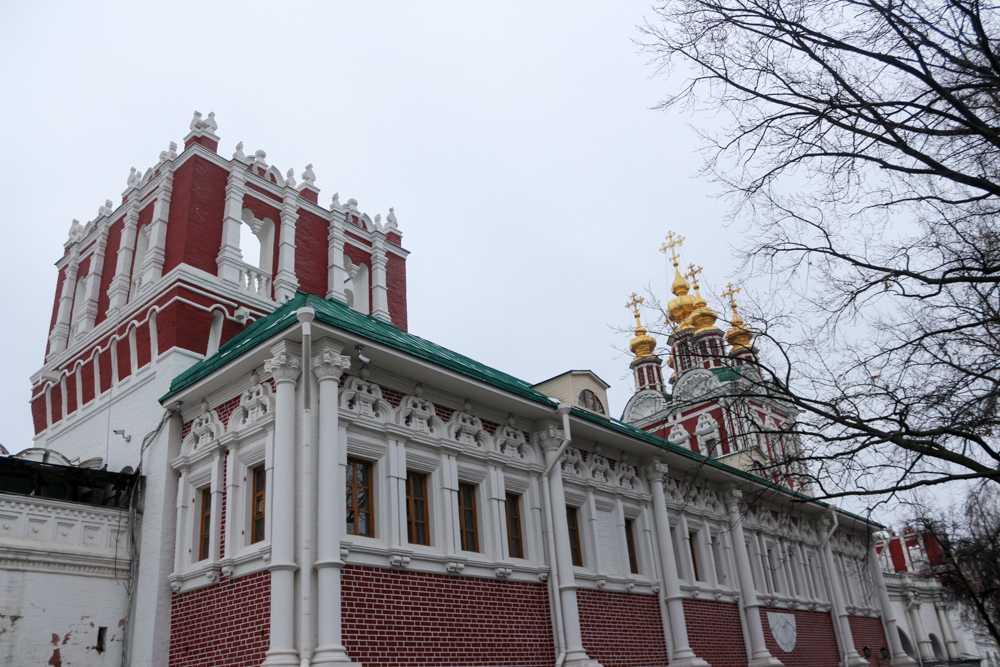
top-left (577, 389), bottom-right (605, 414)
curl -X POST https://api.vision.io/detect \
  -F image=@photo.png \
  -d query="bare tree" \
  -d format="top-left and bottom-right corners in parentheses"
top-left (916, 483), bottom-right (1000, 647)
top-left (640, 0), bottom-right (1000, 499)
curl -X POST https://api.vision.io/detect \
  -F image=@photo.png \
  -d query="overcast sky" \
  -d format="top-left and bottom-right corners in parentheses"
top-left (0, 2), bottom-right (739, 457)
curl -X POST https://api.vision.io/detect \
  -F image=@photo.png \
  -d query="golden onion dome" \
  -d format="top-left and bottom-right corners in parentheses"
top-left (722, 283), bottom-right (754, 350)
top-left (630, 325), bottom-right (657, 359)
top-left (726, 310), bottom-right (754, 350)
top-left (667, 267), bottom-right (698, 327)
top-left (626, 292), bottom-right (658, 360)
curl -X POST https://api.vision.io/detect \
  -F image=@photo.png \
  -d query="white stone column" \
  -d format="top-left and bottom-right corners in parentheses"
top-left (644, 461), bottom-right (710, 667)
top-left (173, 471), bottom-right (190, 576)
top-left (80, 228), bottom-right (109, 332)
top-left (934, 601), bottom-right (960, 660)
top-left (326, 212), bottom-right (348, 303)
top-left (106, 203), bottom-right (139, 317)
top-left (538, 424), bottom-right (602, 667)
top-left (385, 438), bottom-right (408, 551)
top-left (819, 516), bottom-right (868, 667)
top-left (867, 545), bottom-right (915, 666)
top-left (725, 489), bottom-right (784, 667)
top-left (48, 257), bottom-right (79, 355)
top-left (262, 345), bottom-right (301, 667)
top-left (222, 447), bottom-right (239, 568)
top-left (209, 451), bottom-right (225, 566)
top-left (218, 169), bottom-right (248, 286)
top-left (905, 593), bottom-right (934, 662)
top-left (370, 235), bottom-right (391, 321)
top-left (486, 464), bottom-right (509, 562)
top-left (311, 342), bottom-right (355, 667)
top-left (138, 167), bottom-right (173, 287)
top-left (274, 199), bottom-right (300, 302)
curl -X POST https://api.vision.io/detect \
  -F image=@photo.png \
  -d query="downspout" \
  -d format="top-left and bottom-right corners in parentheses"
top-left (297, 308), bottom-right (316, 667)
top-left (541, 473), bottom-right (567, 667)
top-left (540, 404), bottom-right (574, 667)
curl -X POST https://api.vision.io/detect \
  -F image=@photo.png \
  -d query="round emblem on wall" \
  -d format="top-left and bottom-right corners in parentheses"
top-left (767, 611), bottom-right (797, 652)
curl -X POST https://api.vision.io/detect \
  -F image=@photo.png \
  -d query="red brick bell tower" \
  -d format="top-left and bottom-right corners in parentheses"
top-left (30, 112), bottom-right (409, 443)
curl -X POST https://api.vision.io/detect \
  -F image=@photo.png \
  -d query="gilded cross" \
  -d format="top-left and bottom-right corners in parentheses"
top-left (686, 264), bottom-right (703, 289)
top-left (626, 292), bottom-right (644, 326)
top-left (660, 232), bottom-right (684, 264)
top-left (722, 283), bottom-right (741, 311)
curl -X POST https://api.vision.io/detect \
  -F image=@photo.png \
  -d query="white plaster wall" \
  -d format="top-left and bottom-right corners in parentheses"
top-left (32, 349), bottom-right (202, 472)
top-left (0, 568), bottom-right (128, 667)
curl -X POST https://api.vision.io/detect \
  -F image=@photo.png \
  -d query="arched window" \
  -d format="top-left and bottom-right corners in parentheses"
top-left (577, 389), bottom-right (605, 414)
top-left (343, 255), bottom-right (370, 315)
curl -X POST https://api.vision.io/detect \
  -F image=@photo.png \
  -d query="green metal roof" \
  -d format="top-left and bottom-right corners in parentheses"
top-left (163, 292), bottom-right (558, 408)
top-left (162, 292), bottom-right (878, 528)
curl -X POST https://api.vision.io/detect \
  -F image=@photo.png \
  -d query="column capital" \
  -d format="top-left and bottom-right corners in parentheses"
top-left (725, 487), bottom-right (744, 513)
top-left (266, 350), bottom-right (301, 385)
top-left (313, 348), bottom-right (351, 382)
top-left (643, 461), bottom-right (669, 482)
top-left (537, 425), bottom-right (565, 451)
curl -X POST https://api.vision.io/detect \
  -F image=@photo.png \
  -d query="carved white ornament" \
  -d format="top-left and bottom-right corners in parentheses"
top-left (561, 447), bottom-right (585, 478)
top-left (767, 611), bottom-right (797, 652)
top-left (447, 409), bottom-right (489, 448)
top-left (589, 454), bottom-right (611, 484)
top-left (396, 394), bottom-right (445, 436)
top-left (183, 404), bottom-right (224, 452)
top-left (617, 462), bottom-right (639, 491)
top-left (339, 376), bottom-right (392, 422)
top-left (227, 375), bottom-right (273, 433)
top-left (494, 425), bottom-right (530, 460)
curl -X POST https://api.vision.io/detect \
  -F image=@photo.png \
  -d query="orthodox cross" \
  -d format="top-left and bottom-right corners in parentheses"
top-left (686, 264), bottom-right (703, 290)
top-left (626, 292), bottom-right (645, 327)
top-left (660, 232), bottom-right (684, 265)
top-left (722, 283), bottom-right (741, 311)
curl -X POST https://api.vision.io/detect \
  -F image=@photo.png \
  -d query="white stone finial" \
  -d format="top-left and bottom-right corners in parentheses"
top-left (98, 200), bottom-right (114, 217)
top-left (285, 168), bottom-right (296, 188)
top-left (253, 150), bottom-right (268, 169)
top-left (233, 141), bottom-right (246, 161)
top-left (126, 167), bottom-right (141, 189)
top-left (346, 198), bottom-right (359, 212)
top-left (168, 142), bottom-right (178, 159)
top-left (189, 110), bottom-right (203, 130)
top-left (66, 219), bottom-right (83, 244)
top-left (302, 163), bottom-right (316, 186)
top-left (385, 207), bottom-right (398, 230)
top-left (331, 192), bottom-right (341, 208)
top-left (204, 111), bottom-right (218, 132)
top-left (373, 213), bottom-right (382, 231)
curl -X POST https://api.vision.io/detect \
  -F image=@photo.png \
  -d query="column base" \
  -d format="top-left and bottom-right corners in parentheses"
top-left (261, 648), bottom-right (300, 667)
top-left (312, 645), bottom-right (361, 666)
top-left (889, 656), bottom-right (917, 667)
top-left (749, 656), bottom-right (785, 667)
top-left (563, 649), bottom-right (604, 667)
top-left (844, 654), bottom-right (869, 667)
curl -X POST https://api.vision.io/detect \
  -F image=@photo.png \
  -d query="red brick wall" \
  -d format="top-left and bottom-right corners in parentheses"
top-left (295, 209), bottom-right (329, 297)
top-left (849, 615), bottom-right (889, 658)
top-left (759, 607), bottom-right (840, 667)
top-left (169, 571), bottom-right (270, 667)
top-left (95, 217), bottom-right (123, 327)
top-left (578, 589), bottom-right (667, 667)
top-left (31, 392), bottom-right (46, 433)
top-left (164, 157), bottom-right (229, 276)
top-left (80, 358), bottom-right (95, 405)
top-left (685, 598), bottom-right (748, 667)
top-left (386, 251), bottom-right (407, 331)
top-left (341, 565), bottom-right (554, 666)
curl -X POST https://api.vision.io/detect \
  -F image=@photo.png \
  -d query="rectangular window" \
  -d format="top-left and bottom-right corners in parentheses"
top-left (346, 458), bottom-right (374, 537)
top-left (251, 465), bottom-right (266, 544)
top-left (458, 483), bottom-right (479, 552)
top-left (506, 493), bottom-right (524, 559)
top-left (199, 488), bottom-right (212, 561)
top-left (689, 531), bottom-right (703, 581)
top-left (567, 506), bottom-right (583, 567)
top-left (406, 471), bottom-right (430, 546)
top-left (625, 519), bottom-right (639, 574)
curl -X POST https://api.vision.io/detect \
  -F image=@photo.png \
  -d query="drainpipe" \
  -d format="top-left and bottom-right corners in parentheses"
top-left (541, 471), bottom-right (567, 667)
top-left (297, 307), bottom-right (316, 667)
